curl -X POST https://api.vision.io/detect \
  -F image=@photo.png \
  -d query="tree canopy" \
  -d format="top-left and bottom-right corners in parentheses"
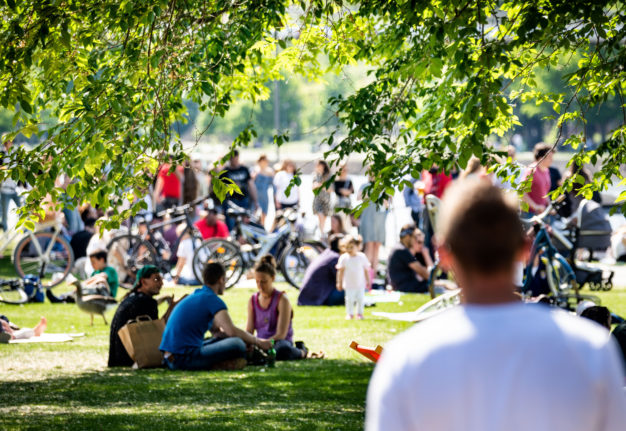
top-left (1, 0), bottom-right (625, 228)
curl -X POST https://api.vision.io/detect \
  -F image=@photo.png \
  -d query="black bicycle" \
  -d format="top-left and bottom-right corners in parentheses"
top-left (106, 196), bottom-right (207, 286)
top-left (192, 203), bottom-right (324, 290)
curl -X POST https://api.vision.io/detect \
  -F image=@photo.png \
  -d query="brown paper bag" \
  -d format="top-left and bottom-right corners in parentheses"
top-left (118, 315), bottom-right (165, 368)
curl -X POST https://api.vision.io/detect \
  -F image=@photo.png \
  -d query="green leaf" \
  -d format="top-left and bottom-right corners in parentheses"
top-left (20, 99), bottom-right (32, 114)
top-left (21, 123), bottom-right (38, 138)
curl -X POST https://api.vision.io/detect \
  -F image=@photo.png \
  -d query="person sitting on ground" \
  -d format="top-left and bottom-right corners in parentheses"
top-left (82, 249), bottom-right (119, 298)
top-left (387, 224), bottom-right (431, 293)
top-left (366, 179), bottom-right (626, 431)
top-left (246, 255), bottom-right (308, 360)
top-left (298, 234), bottom-right (345, 306)
top-left (160, 262), bottom-right (272, 371)
top-left (171, 224), bottom-right (201, 285)
top-left (0, 315), bottom-right (47, 342)
top-left (194, 198), bottom-right (229, 240)
top-left (108, 266), bottom-right (172, 367)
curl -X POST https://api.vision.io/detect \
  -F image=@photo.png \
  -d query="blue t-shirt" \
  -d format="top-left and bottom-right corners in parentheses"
top-left (159, 286), bottom-right (227, 354)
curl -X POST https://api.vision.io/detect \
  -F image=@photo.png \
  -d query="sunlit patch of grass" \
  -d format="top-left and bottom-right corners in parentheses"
top-left (1, 270), bottom-right (624, 430)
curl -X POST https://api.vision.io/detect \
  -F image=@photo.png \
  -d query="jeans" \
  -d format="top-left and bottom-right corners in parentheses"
top-left (164, 337), bottom-right (246, 371)
top-left (1, 191), bottom-right (21, 231)
top-left (323, 289), bottom-right (345, 306)
top-left (62, 206), bottom-right (83, 234)
top-left (223, 197), bottom-right (250, 231)
top-left (177, 276), bottom-right (201, 286)
top-left (275, 339), bottom-right (304, 361)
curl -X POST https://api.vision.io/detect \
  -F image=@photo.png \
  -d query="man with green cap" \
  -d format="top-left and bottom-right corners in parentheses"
top-left (108, 265), bottom-right (171, 367)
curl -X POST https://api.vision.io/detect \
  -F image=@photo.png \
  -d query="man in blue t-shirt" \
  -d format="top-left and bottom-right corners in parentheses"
top-left (160, 262), bottom-right (272, 370)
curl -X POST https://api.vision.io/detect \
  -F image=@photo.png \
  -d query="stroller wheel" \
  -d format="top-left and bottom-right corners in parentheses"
top-left (588, 282), bottom-right (601, 291)
top-left (601, 281), bottom-right (613, 291)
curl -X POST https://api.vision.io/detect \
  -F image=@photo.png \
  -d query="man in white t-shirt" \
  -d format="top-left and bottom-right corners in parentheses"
top-left (366, 179), bottom-right (625, 431)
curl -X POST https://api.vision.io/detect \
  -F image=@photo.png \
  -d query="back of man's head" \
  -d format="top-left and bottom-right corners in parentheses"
top-left (203, 262), bottom-right (225, 286)
top-left (438, 179), bottom-right (524, 276)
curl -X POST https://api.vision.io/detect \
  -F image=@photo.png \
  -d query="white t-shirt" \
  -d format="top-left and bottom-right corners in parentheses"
top-left (336, 252), bottom-right (370, 290)
top-left (273, 170), bottom-right (299, 205)
top-left (176, 237), bottom-right (196, 280)
top-left (366, 302), bottom-right (626, 431)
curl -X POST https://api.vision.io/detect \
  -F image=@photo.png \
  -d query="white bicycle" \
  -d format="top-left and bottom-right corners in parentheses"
top-left (0, 217), bottom-right (74, 289)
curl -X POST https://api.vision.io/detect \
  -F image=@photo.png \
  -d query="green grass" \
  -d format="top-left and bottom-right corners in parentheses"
top-left (1, 256), bottom-right (625, 430)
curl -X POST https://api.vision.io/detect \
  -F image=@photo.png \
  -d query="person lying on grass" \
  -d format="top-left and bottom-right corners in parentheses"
top-left (246, 255), bottom-right (309, 360)
top-left (0, 315), bottom-right (47, 342)
top-left (160, 262), bottom-right (272, 371)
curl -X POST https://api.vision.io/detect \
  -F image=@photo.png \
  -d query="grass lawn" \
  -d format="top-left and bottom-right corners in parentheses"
top-left (1, 255), bottom-right (625, 430)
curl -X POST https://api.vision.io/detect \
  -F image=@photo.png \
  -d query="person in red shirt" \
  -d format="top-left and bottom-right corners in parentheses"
top-left (194, 200), bottom-right (229, 240)
top-left (153, 162), bottom-right (183, 211)
top-left (523, 143), bottom-right (553, 214)
top-left (421, 166), bottom-right (453, 199)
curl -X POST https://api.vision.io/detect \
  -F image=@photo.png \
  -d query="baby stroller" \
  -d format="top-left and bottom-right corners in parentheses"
top-left (554, 199), bottom-right (614, 291)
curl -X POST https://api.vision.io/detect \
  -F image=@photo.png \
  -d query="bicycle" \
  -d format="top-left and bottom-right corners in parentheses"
top-left (0, 217), bottom-right (74, 288)
top-left (0, 278), bottom-right (28, 304)
top-left (106, 196), bottom-right (206, 285)
top-left (521, 199), bottom-right (600, 310)
top-left (192, 203), bottom-right (323, 290)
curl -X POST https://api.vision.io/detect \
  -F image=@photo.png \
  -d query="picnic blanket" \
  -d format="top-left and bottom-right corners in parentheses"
top-left (364, 290), bottom-right (402, 307)
top-left (372, 290), bottom-right (461, 322)
top-left (8, 333), bottom-right (85, 344)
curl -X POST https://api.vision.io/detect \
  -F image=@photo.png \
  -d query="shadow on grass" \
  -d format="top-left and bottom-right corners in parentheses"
top-left (0, 359), bottom-right (374, 430)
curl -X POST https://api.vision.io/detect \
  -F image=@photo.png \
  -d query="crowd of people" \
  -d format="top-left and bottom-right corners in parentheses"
top-left (2, 145), bottom-right (626, 430)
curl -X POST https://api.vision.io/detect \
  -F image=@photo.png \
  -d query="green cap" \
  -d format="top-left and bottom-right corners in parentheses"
top-left (133, 265), bottom-right (160, 289)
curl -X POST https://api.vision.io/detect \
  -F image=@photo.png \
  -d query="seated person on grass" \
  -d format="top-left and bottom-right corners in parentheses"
top-left (387, 224), bottom-right (431, 293)
top-left (247, 255), bottom-right (308, 360)
top-left (85, 249), bottom-right (119, 298)
top-left (160, 262), bottom-right (272, 371)
top-left (171, 224), bottom-right (201, 285)
top-left (0, 315), bottom-right (47, 342)
top-left (108, 266), bottom-right (173, 367)
top-left (298, 234), bottom-right (345, 306)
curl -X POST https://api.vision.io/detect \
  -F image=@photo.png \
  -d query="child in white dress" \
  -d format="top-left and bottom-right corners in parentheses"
top-left (336, 235), bottom-right (370, 320)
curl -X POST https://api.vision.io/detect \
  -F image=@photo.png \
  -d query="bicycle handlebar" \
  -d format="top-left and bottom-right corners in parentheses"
top-left (521, 196), bottom-right (573, 251)
top-left (154, 194), bottom-right (213, 219)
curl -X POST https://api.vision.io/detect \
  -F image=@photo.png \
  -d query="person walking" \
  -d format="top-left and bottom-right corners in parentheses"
top-left (312, 160), bottom-right (331, 238)
top-left (358, 178), bottom-right (388, 282)
top-left (366, 179), bottom-right (626, 431)
top-left (273, 159), bottom-right (299, 211)
top-left (253, 154), bottom-right (274, 226)
top-left (0, 140), bottom-right (21, 232)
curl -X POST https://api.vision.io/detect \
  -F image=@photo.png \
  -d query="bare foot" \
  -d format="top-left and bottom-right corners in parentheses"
top-left (34, 317), bottom-right (47, 337)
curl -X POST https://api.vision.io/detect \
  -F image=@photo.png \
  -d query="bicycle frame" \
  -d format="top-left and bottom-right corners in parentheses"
top-left (524, 227), bottom-right (575, 297)
top-left (238, 222), bottom-right (293, 261)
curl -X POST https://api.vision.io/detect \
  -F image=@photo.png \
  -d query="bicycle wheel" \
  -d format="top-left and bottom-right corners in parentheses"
top-left (107, 235), bottom-right (158, 285)
top-left (13, 232), bottom-right (74, 288)
top-left (0, 279), bottom-right (29, 304)
top-left (280, 241), bottom-right (322, 290)
top-left (192, 239), bottom-right (244, 289)
top-left (544, 254), bottom-right (577, 295)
